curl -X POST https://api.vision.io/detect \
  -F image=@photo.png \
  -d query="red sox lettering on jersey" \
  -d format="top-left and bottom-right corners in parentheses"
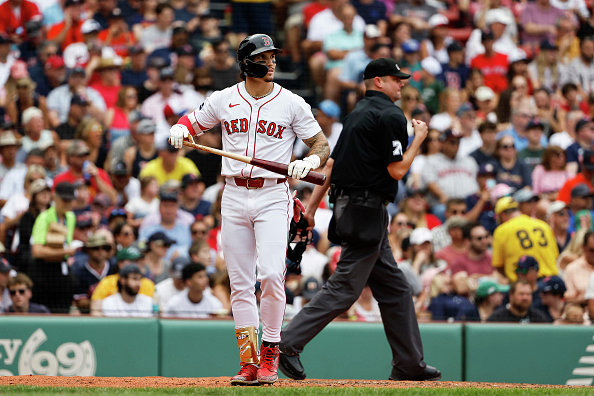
top-left (186, 82), bottom-right (320, 178)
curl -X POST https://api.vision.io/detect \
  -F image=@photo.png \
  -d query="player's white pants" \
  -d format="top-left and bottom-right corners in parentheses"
top-left (221, 180), bottom-right (291, 343)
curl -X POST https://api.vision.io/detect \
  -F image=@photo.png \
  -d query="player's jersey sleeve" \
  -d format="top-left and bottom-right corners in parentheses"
top-left (290, 93), bottom-right (321, 141)
top-left (192, 90), bottom-right (225, 131)
top-left (491, 226), bottom-right (505, 269)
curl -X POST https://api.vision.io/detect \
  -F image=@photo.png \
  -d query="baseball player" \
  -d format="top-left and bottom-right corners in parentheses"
top-left (169, 34), bottom-right (330, 385)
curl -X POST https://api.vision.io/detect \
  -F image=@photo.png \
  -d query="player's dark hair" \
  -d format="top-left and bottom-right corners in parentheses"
top-left (182, 262), bottom-right (206, 281)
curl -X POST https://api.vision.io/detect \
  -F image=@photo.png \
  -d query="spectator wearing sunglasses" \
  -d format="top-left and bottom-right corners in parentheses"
top-left (450, 223), bottom-right (496, 279)
top-left (5, 272), bottom-right (50, 314)
top-left (72, 232), bottom-right (117, 312)
top-left (493, 135), bottom-right (532, 191)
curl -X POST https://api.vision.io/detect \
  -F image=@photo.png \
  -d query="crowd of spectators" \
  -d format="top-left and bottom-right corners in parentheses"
top-left (0, 0), bottom-right (594, 324)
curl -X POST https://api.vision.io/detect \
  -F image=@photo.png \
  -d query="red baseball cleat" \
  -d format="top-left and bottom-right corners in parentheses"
top-left (258, 345), bottom-right (280, 384)
top-left (231, 364), bottom-right (259, 386)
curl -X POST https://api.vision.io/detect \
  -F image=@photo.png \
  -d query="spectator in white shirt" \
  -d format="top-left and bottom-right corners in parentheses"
top-left (155, 256), bottom-right (188, 309)
top-left (163, 262), bottom-right (223, 318)
top-left (102, 264), bottom-right (153, 317)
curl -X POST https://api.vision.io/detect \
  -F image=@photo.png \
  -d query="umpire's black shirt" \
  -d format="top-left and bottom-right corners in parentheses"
top-left (331, 90), bottom-right (408, 200)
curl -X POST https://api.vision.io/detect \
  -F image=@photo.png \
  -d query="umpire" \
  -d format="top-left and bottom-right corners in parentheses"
top-left (278, 58), bottom-right (441, 381)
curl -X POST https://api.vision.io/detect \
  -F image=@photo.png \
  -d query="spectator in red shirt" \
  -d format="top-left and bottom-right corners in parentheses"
top-left (90, 57), bottom-right (123, 109)
top-left (47, 0), bottom-right (85, 52)
top-left (0, 0), bottom-right (41, 43)
top-left (558, 150), bottom-right (594, 204)
top-left (470, 29), bottom-right (508, 94)
top-left (53, 139), bottom-right (117, 205)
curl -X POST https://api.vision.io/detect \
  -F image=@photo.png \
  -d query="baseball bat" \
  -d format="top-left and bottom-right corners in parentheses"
top-left (181, 140), bottom-right (326, 185)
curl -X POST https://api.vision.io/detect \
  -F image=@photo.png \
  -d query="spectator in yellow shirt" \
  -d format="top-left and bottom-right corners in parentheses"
top-left (139, 137), bottom-right (200, 185)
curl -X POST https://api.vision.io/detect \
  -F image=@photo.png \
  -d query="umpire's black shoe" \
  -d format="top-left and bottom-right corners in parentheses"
top-left (389, 365), bottom-right (441, 381)
top-left (279, 352), bottom-right (306, 380)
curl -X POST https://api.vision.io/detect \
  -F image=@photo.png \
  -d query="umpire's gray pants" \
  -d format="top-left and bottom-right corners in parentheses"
top-left (280, 231), bottom-right (427, 376)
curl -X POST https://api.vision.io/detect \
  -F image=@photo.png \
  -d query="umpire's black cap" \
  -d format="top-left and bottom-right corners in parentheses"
top-left (363, 58), bottom-right (411, 80)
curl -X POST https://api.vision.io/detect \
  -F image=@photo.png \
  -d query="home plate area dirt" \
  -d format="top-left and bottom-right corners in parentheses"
top-left (0, 376), bottom-right (575, 389)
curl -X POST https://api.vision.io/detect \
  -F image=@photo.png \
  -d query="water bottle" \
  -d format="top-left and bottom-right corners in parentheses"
top-left (83, 160), bottom-right (91, 183)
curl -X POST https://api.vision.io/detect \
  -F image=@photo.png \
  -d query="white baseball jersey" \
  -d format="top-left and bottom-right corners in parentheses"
top-left (188, 82), bottom-right (321, 178)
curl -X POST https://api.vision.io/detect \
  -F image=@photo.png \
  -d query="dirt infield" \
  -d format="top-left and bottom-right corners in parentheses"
top-left (0, 376), bottom-right (574, 389)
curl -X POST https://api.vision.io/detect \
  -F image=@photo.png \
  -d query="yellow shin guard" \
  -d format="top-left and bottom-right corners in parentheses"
top-left (235, 326), bottom-right (259, 366)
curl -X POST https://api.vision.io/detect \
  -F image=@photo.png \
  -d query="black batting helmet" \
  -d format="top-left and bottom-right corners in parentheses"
top-left (237, 34), bottom-right (282, 78)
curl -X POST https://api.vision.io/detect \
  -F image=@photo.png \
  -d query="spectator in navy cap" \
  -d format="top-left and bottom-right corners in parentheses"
top-left (179, 173), bottom-right (211, 219)
top-left (55, 94), bottom-right (89, 142)
top-left (438, 41), bottom-right (469, 91)
top-left (536, 275), bottom-right (566, 322)
top-left (514, 255), bottom-right (542, 306)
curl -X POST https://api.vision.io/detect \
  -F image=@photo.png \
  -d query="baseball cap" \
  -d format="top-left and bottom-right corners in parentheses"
top-left (66, 140), bottom-right (90, 156)
top-left (439, 128), bottom-right (462, 142)
top-left (159, 189), bottom-right (179, 202)
top-left (513, 189), bottom-right (538, 203)
top-left (119, 264), bottom-right (143, 277)
top-left (65, 0), bottom-right (82, 7)
top-left (475, 86), bottom-right (495, 102)
top-left (147, 56), bottom-right (169, 69)
top-left (571, 183), bottom-right (593, 198)
top-left (92, 193), bottom-right (112, 208)
top-left (582, 150), bottom-right (594, 171)
top-left (526, 118), bottom-right (545, 130)
top-left (478, 162), bottom-right (496, 176)
top-left (181, 173), bottom-right (202, 188)
top-left (176, 44), bottom-right (196, 56)
top-left (447, 41), bottom-right (464, 53)
top-left (402, 39), bottom-right (420, 54)
top-left (446, 216), bottom-right (468, 230)
top-left (0, 132), bottom-right (20, 147)
top-left (170, 256), bottom-right (190, 279)
top-left (29, 179), bottom-right (50, 195)
top-left (364, 24), bottom-right (382, 39)
top-left (420, 56), bottom-right (442, 76)
top-left (456, 103), bottom-right (474, 117)
top-left (67, 66), bottom-right (86, 78)
top-left (428, 14), bottom-right (448, 28)
top-left (546, 201), bottom-right (567, 218)
top-left (516, 255), bottom-right (539, 272)
top-left (481, 29), bottom-right (495, 42)
top-left (575, 118), bottom-right (593, 133)
top-left (116, 245), bottom-right (144, 262)
top-left (108, 8), bottom-right (124, 19)
top-left (76, 212), bottom-right (93, 228)
top-left (85, 233), bottom-right (110, 248)
top-left (508, 47), bottom-right (528, 64)
top-left (301, 276), bottom-right (322, 300)
top-left (110, 161), bottom-right (130, 175)
top-left (172, 22), bottom-right (188, 35)
top-left (55, 182), bottom-right (76, 201)
top-left (363, 58), bottom-right (411, 80)
top-left (148, 231), bottom-right (176, 246)
top-left (541, 276), bottom-right (566, 295)
top-left (409, 227), bottom-right (432, 245)
top-left (160, 66), bottom-right (175, 80)
top-left (540, 39), bottom-right (558, 51)
top-left (476, 280), bottom-right (509, 298)
top-left (137, 119), bottom-right (156, 134)
top-left (81, 19), bottom-right (101, 34)
top-left (411, 105), bottom-right (429, 118)
top-left (318, 100), bottom-right (340, 119)
top-left (0, 257), bottom-right (11, 273)
top-left (494, 196), bottom-right (518, 215)
top-left (109, 207), bottom-right (127, 220)
top-left (128, 110), bottom-right (144, 124)
top-left (45, 55), bottom-right (65, 70)
top-left (71, 94), bottom-right (89, 106)
top-left (485, 9), bottom-right (512, 25)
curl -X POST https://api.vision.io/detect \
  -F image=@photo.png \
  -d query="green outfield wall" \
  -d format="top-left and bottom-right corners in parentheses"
top-left (2, 317), bottom-right (594, 385)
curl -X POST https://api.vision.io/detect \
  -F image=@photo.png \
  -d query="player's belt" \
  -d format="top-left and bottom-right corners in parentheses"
top-left (232, 177), bottom-right (287, 189)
